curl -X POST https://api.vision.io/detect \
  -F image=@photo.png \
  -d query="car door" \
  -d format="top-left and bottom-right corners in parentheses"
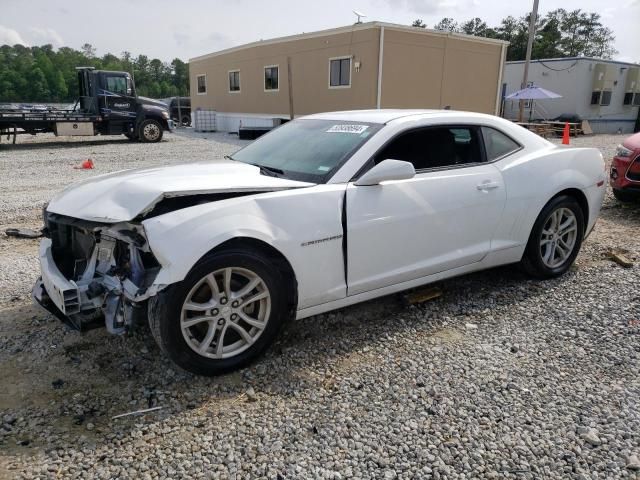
top-left (99, 73), bottom-right (137, 124)
top-left (346, 125), bottom-right (506, 296)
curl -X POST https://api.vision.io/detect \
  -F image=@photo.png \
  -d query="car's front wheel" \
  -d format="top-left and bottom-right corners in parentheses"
top-left (520, 195), bottom-right (584, 279)
top-left (148, 250), bottom-right (287, 376)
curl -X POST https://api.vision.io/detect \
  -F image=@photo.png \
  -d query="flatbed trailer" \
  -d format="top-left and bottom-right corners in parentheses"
top-left (0, 108), bottom-right (98, 144)
top-left (0, 67), bottom-right (173, 145)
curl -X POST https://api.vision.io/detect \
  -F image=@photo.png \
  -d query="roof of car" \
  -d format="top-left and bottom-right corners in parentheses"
top-left (303, 109), bottom-right (492, 124)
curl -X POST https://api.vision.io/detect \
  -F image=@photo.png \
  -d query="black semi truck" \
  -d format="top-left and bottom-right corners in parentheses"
top-left (0, 67), bottom-right (173, 144)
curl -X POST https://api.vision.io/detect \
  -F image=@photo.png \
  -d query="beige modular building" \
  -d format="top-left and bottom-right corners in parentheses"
top-left (189, 22), bottom-right (508, 131)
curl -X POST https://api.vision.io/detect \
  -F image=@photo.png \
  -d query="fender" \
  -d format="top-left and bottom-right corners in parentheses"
top-left (138, 103), bottom-right (171, 130)
top-left (491, 145), bottom-right (605, 251)
top-left (142, 184), bottom-right (348, 309)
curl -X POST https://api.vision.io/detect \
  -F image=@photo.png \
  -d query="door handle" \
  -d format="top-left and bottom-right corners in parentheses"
top-left (476, 181), bottom-right (500, 191)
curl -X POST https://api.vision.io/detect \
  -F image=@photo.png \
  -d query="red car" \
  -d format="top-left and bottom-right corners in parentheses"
top-left (610, 131), bottom-right (640, 201)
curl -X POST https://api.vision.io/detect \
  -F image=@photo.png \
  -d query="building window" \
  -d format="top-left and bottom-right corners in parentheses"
top-left (329, 57), bottom-right (351, 88)
top-left (623, 92), bottom-right (640, 106)
top-left (624, 92), bottom-right (633, 105)
top-left (600, 90), bottom-right (612, 106)
top-left (264, 65), bottom-right (279, 91)
top-left (196, 74), bottom-right (206, 94)
top-left (590, 91), bottom-right (601, 105)
top-left (229, 70), bottom-right (240, 92)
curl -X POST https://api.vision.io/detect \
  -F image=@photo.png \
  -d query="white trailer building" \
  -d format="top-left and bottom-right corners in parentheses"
top-left (503, 57), bottom-right (640, 134)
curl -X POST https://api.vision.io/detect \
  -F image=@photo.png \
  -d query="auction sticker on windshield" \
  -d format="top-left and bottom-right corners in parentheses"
top-left (326, 124), bottom-right (369, 134)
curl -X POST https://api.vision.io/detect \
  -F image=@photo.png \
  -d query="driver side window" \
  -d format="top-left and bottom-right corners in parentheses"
top-left (374, 126), bottom-right (483, 171)
top-left (105, 76), bottom-right (128, 95)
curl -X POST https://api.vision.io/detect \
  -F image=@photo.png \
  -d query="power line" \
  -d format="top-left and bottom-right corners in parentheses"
top-left (539, 60), bottom-right (579, 71)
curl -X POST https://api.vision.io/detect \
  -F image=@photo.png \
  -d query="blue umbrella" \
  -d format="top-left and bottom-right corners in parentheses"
top-left (506, 85), bottom-right (562, 121)
top-left (506, 85), bottom-right (562, 100)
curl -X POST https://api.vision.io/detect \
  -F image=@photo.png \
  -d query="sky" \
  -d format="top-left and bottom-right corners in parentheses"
top-left (1, 0), bottom-right (639, 63)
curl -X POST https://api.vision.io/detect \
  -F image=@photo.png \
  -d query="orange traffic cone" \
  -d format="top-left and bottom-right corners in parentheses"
top-left (562, 122), bottom-right (570, 145)
top-left (74, 159), bottom-right (94, 169)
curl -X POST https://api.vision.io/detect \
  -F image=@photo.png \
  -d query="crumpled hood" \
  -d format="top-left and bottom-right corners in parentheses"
top-left (47, 159), bottom-right (314, 222)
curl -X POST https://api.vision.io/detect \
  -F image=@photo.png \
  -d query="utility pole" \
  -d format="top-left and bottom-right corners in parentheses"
top-left (519, 0), bottom-right (539, 122)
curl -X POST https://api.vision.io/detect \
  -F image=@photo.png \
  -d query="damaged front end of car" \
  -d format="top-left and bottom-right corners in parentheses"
top-left (32, 211), bottom-right (162, 333)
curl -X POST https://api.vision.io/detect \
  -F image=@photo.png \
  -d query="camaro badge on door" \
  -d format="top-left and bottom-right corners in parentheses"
top-left (301, 234), bottom-right (343, 247)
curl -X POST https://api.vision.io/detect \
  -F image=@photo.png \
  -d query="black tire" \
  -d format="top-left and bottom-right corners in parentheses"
top-left (612, 188), bottom-right (637, 203)
top-left (181, 115), bottom-right (191, 127)
top-left (520, 195), bottom-right (585, 279)
top-left (148, 249), bottom-right (288, 376)
top-left (138, 119), bottom-right (163, 143)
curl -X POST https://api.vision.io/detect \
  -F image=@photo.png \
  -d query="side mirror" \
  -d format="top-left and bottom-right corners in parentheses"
top-left (354, 159), bottom-right (416, 186)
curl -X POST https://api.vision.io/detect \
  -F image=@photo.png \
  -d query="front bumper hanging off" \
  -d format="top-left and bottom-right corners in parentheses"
top-left (32, 277), bottom-right (100, 330)
top-left (31, 237), bottom-right (103, 330)
top-left (32, 221), bottom-right (162, 333)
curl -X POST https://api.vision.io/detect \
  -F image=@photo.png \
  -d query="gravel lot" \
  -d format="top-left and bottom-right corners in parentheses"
top-left (0, 130), bottom-right (639, 479)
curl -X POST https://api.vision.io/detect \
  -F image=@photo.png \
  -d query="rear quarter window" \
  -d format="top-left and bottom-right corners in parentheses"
top-left (482, 127), bottom-right (521, 161)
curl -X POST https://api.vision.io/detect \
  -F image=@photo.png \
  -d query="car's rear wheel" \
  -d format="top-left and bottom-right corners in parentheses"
top-left (181, 115), bottom-right (191, 126)
top-left (139, 119), bottom-right (163, 143)
top-left (520, 195), bottom-right (584, 279)
top-left (148, 250), bottom-right (287, 376)
top-left (612, 188), bottom-right (637, 202)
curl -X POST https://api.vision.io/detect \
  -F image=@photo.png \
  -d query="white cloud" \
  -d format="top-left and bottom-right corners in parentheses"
top-left (0, 25), bottom-right (28, 46)
top-left (27, 27), bottom-right (64, 46)
top-left (378, 0), bottom-right (478, 15)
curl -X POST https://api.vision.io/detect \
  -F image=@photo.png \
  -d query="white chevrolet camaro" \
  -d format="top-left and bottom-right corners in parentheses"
top-left (34, 110), bottom-right (606, 375)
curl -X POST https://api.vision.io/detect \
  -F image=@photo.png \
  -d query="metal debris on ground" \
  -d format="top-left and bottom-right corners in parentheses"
top-left (404, 286), bottom-right (443, 305)
top-left (605, 248), bottom-right (634, 268)
top-left (5, 228), bottom-right (43, 239)
top-left (111, 406), bottom-right (165, 420)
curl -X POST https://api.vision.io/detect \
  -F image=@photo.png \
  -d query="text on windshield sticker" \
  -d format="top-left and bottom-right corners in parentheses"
top-left (326, 124), bottom-right (369, 134)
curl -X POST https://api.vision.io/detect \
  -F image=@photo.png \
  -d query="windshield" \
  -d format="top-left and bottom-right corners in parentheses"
top-left (231, 119), bottom-right (382, 183)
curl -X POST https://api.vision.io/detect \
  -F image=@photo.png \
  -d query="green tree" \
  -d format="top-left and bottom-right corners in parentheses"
top-left (51, 70), bottom-right (68, 101)
top-left (170, 58), bottom-right (189, 95)
top-left (28, 67), bottom-right (50, 101)
top-left (81, 43), bottom-right (96, 58)
top-left (412, 19), bottom-right (426, 28)
top-left (412, 8), bottom-right (617, 61)
top-left (532, 12), bottom-right (562, 59)
top-left (149, 58), bottom-right (165, 81)
top-left (494, 16), bottom-right (529, 61)
top-left (460, 17), bottom-right (490, 37)
top-left (433, 17), bottom-right (459, 32)
top-left (588, 26), bottom-right (617, 58)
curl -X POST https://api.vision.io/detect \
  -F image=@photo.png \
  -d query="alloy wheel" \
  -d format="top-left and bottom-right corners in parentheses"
top-left (180, 267), bottom-right (271, 359)
top-left (539, 207), bottom-right (578, 268)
